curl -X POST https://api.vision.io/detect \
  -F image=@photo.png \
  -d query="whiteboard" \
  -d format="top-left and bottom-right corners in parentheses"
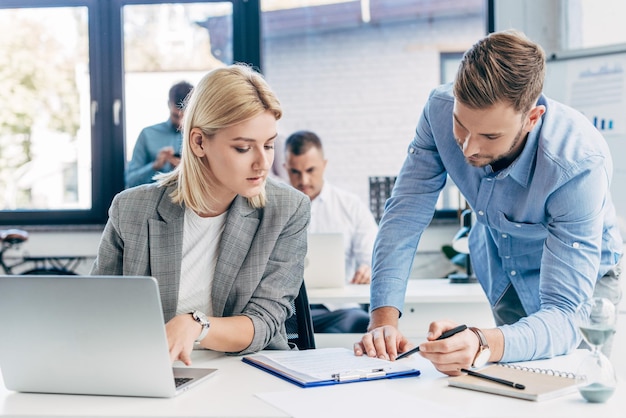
top-left (543, 44), bottom-right (626, 237)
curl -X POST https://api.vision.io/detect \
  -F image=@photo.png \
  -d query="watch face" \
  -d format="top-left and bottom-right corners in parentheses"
top-left (473, 349), bottom-right (491, 368)
top-left (192, 311), bottom-right (210, 327)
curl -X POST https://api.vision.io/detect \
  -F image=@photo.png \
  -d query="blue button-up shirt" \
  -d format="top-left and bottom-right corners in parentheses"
top-left (126, 120), bottom-right (183, 188)
top-left (371, 83), bottom-right (622, 362)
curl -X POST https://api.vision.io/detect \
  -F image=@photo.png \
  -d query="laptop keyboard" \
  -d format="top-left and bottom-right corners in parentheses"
top-left (174, 377), bottom-right (193, 387)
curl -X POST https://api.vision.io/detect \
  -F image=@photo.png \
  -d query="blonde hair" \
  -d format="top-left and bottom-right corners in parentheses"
top-left (157, 64), bottom-right (282, 213)
top-left (454, 30), bottom-right (545, 113)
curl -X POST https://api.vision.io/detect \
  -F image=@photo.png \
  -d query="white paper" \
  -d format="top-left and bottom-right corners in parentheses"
top-left (257, 384), bottom-right (466, 418)
top-left (245, 347), bottom-right (416, 381)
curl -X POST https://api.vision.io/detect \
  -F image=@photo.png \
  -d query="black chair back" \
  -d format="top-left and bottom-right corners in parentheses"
top-left (286, 281), bottom-right (316, 350)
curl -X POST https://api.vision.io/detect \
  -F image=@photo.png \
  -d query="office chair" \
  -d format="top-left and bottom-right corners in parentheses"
top-left (286, 281), bottom-right (316, 350)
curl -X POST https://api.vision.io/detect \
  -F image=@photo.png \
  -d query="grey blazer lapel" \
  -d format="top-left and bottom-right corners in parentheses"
top-left (212, 196), bottom-right (260, 316)
top-left (149, 187), bottom-right (184, 321)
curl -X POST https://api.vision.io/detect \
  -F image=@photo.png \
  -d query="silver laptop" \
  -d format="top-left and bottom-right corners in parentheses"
top-left (0, 275), bottom-right (216, 398)
top-left (303, 233), bottom-right (346, 289)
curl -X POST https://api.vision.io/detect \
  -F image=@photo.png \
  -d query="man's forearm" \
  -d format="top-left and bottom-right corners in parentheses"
top-left (368, 306), bottom-right (401, 330)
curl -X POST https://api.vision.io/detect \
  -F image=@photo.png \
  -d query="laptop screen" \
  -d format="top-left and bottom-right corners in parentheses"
top-left (303, 233), bottom-right (346, 289)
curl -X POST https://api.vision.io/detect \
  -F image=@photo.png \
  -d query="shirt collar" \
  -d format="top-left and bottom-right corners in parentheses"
top-left (165, 119), bottom-right (180, 133)
top-left (313, 180), bottom-right (330, 203)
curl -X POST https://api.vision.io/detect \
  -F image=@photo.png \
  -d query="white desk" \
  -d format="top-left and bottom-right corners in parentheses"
top-left (308, 279), bottom-right (495, 336)
top-left (1, 334), bottom-right (623, 418)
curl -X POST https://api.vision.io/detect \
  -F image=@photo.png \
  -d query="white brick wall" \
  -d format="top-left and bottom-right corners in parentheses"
top-left (263, 16), bottom-right (484, 204)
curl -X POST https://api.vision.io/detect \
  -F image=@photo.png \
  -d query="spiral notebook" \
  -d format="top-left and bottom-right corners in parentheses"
top-left (448, 363), bottom-right (583, 401)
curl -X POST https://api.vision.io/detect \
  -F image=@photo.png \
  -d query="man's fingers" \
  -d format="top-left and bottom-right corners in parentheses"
top-left (353, 342), bottom-right (365, 356)
top-left (356, 329), bottom-right (378, 357)
top-left (357, 325), bottom-right (406, 361)
top-left (371, 328), bottom-right (392, 360)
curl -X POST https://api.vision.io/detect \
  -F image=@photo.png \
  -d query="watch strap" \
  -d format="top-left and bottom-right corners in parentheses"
top-left (469, 327), bottom-right (488, 348)
top-left (190, 311), bottom-right (210, 342)
top-left (469, 326), bottom-right (489, 367)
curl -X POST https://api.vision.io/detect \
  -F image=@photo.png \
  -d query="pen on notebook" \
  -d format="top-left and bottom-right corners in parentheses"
top-left (396, 324), bottom-right (468, 360)
top-left (460, 368), bottom-right (526, 390)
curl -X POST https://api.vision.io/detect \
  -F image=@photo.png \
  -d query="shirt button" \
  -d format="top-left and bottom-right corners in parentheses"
top-left (409, 147), bottom-right (415, 154)
top-left (573, 242), bottom-right (580, 249)
top-left (510, 270), bottom-right (517, 276)
top-left (478, 210), bottom-right (484, 216)
top-left (502, 234), bottom-right (508, 238)
top-left (505, 256), bottom-right (511, 259)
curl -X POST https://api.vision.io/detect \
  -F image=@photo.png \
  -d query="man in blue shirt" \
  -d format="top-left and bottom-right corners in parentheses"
top-left (354, 30), bottom-right (622, 375)
top-left (126, 81), bottom-right (194, 188)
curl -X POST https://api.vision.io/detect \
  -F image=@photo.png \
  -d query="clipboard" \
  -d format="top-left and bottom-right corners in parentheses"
top-left (242, 347), bottom-right (420, 388)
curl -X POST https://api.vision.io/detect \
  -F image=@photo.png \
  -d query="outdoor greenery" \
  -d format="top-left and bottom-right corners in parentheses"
top-left (0, 9), bottom-right (83, 208)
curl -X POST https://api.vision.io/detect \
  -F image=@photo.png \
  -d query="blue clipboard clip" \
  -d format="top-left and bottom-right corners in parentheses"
top-left (332, 368), bottom-right (387, 382)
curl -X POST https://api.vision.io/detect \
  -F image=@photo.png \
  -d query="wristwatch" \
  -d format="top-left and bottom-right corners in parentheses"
top-left (469, 326), bottom-right (491, 368)
top-left (190, 311), bottom-right (210, 343)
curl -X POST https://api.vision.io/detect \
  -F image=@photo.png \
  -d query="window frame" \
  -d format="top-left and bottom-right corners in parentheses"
top-left (0, 0), bottom-right (260, 226)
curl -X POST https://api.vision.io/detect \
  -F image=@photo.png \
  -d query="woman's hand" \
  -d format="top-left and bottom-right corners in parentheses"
top-left (165, 313), bottom-right (202, 365)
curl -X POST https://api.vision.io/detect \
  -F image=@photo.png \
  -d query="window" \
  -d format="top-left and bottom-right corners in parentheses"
top-left (121, 2), bottom-right (235, 163)
top-left (0, 2), bottom-right (94, 223)
top-left (1, 1), bottom-right (487, 226)
top-left (0, 0), bottom-right (260, 226)
top-left (564, 0), bottom-right (626, 50)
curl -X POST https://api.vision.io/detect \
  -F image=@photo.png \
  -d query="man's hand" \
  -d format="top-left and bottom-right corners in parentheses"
top-left (350, 265), bottom-right (371, 284)
top-left (168, 154), bottom-right (181, 168)
top-left (354, 324), bottom-right (412, 360)
top-left (165, 313), bottom-right (202, 366)
top-left (153, 146), bottom-right (175, 170)
top-left (417, 320), bottom-right (479, 376)
top-left (353, 307), bottom-right (410, 360)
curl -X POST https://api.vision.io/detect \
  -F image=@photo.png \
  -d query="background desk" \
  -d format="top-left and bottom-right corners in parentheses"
top-left (1, 334), bottom-right (623, 418)
top-left (308, 279), bottom-right (495, 336)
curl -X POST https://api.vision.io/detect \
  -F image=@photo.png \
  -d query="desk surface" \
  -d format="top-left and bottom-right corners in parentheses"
top-left (307, 278), bottom-right (489, 304)
top-left (1, 334), bottom-right (623, 418)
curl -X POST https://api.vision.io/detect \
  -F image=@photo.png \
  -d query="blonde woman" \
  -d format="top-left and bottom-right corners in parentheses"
top-left (92, 64), bottom-right (310, 364)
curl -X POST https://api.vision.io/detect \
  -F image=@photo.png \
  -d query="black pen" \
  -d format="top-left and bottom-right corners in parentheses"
top-left (396, 324), bottom-right (468, 360)
top-left (460, 368), bottom-right (526, 390)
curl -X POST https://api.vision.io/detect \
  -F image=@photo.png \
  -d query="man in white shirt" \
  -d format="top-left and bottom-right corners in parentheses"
top-left (284, 130), bottom-right (378, 333)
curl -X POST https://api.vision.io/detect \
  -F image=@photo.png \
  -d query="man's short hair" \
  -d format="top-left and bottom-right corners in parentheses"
top-left (169, 81), bottom-right (194, 109)
top-left (285, 130), bottom-right (323, 156)
top-left (454, 30), bottom-right (545, 113)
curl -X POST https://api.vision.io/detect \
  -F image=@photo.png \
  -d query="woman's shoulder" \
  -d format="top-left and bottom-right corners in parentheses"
top-left (111, 183), bottom-right (174, 217)
top-left (265, 178), bottom-right (310, 211)
top-left (266, 178), bottom-right (304, 199)
top-left (115, 183), bottom-right (168, 202)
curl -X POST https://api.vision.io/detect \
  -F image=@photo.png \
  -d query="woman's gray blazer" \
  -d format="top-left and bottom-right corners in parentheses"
top-left (91, 178), bottom-right (310, 354)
